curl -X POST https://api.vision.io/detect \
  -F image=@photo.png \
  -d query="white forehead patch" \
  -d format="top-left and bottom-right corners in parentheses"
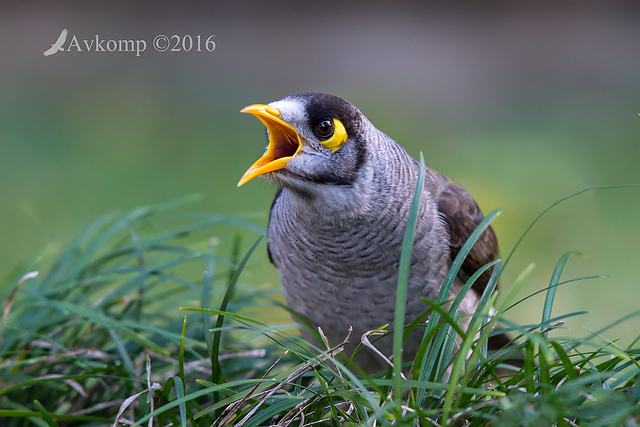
top-left (269, 99), bottom-right (307, 125)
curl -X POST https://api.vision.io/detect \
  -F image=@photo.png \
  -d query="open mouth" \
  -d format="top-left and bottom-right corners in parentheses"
top-left (237, 104), bottom-right (302, 187)
top-left (272, 129), bottom-right (298, 159)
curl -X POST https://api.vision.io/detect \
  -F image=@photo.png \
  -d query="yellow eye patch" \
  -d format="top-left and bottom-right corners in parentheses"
top-left (320, 119), bottom-right (348, 151)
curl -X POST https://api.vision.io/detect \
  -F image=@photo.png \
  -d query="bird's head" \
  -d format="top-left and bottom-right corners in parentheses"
top-left (238, 93), bottom-right (372, 194)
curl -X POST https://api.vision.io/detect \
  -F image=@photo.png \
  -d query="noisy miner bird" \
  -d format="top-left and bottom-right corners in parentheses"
top-left (238, 92), bottom-right (499, 373)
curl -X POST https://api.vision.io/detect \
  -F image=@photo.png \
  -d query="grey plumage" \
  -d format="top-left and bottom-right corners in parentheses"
top-left (239, 93), bottom-right (498, 373)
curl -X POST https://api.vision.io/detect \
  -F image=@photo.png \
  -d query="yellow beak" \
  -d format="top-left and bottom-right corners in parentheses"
top-left (238, 104), bottom-right (303, 187)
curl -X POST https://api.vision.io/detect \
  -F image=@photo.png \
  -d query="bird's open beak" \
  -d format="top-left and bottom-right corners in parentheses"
top-left (238, 104), bottom-right (303, 187)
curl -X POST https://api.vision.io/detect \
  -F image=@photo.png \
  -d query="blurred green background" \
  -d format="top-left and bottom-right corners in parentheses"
top-left (2, 3), bottom-right (640, 342)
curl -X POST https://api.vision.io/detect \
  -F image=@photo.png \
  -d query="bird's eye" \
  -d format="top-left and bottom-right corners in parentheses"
top-left (314, 119), bottom-right (334, 139)
top-left (316, 118), bottom-right (348, 151)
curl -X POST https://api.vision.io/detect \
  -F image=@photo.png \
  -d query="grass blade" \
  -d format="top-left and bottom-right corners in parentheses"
top-left (211, 235), bottom-right (264, 391)
top-left (108, 328), bottom-right (136, 374)
top-left (203, 253), bottom-right (215, 360)
top-left (542, 251), bottom-right (582, 336)
top-left (33, 399), bottom-right (59, 427)
top-left (393, 152), bottom-right (425, 406)
top-left (170, 376), bottom-right (188, 427)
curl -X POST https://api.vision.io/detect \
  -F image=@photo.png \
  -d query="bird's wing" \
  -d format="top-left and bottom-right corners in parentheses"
top-left (43, 46), bottom-right (57, 56)
top-left (436, 177), bottom-right (499, 295)
top-left (55, 29), bottom-right (68, 45)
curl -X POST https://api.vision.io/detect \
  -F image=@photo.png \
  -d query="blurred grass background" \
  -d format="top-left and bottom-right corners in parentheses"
top-left (2, 2), bottom-right (639, 343)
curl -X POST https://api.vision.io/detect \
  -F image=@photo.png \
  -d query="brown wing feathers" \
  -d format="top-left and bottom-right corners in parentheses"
top-left (437, 180), bottom-right (499, 295)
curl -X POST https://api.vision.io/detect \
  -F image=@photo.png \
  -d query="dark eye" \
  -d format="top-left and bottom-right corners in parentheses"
top-left (314, 119), bottom-right (334, 139)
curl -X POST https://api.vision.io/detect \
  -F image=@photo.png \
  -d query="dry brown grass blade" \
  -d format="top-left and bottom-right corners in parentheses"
top-left (361, 328), bottom-right (407, 380)
top-left (112, 355), bottom-right (161, 427)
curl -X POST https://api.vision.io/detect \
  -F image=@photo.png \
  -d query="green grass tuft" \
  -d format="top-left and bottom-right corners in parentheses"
top-left (1, 192), bottom-right (639, 426)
